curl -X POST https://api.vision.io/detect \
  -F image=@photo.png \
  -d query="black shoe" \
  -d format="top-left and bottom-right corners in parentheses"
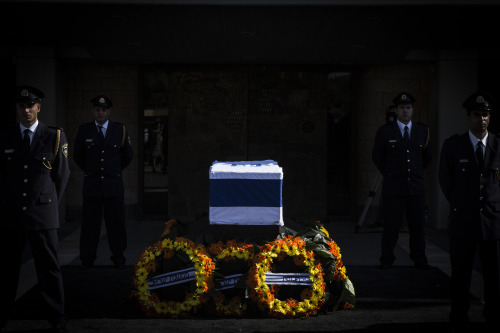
top-left (415, 263), bottom-right (433, 270)
top-left (52, 323), bottom-right (67, 333)
top-left (449, 321), bottom-right (469, 333)
top-left (114, 263), bottom-right (126, 270)
top-left (380, 263), bottom-right (392, 269)
top-left (81, 263), bottom-right (93, 270)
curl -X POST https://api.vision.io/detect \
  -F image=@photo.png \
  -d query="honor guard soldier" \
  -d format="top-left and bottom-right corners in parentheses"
top-left (0, 85), bottom-right (70, 332)
top-left (438, 92), bottom-right (500, 330)
top-left (372, 92), bottom-right (432, 269)
top-left (73, 95), bottom-right (133, 270)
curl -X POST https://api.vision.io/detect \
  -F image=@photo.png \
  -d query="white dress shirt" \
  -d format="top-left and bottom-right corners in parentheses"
top-left (19, 120), bottom-right (39, 144)
top-left (469, 130), bottom-right (488, 158)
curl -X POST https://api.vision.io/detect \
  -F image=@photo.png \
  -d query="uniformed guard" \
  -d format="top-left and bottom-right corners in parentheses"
top-left (0, 85), bottom-right (70, 333)
top-left (438, 92), bottom-right (500, 330)
top-left (372, 92), bottom-right (432, 269)
top-left (73, 94), bottom-right (133, 270)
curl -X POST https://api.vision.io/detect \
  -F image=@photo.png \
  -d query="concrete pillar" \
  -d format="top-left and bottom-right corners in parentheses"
top-left (432, 51), bottom-right (478, 230)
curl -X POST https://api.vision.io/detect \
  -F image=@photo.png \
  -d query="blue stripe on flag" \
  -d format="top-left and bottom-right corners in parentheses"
top-left (209, 179), bottom-right (282, 207)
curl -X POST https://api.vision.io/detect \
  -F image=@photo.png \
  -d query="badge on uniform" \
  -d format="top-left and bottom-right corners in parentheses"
top-left (62, 143), bottom-right (68, 158)
top-left (389, 140), bottom-right (397, 143)
top-left (4, 149), bottom-right (14, 154)
top-left (86, 138), bottom-right (93, 142)
top-left (459, 159), bottom-right (469, 163)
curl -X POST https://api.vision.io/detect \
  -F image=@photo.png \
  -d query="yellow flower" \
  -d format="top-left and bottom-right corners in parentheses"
top-left (248, 236), bottom-right (326, 318)
top-left (154, 302), bottom-right (169, 315)
top-left (132, 237), bottom-right (214, 318)
top-left (137, 283), bottom-right (149, 294)
top-left (319, 226), bottom-right (330, 238)
top-left (136, 267), bottom-right (147, 277)
top-left (162, 238), bottom-right (173, 249)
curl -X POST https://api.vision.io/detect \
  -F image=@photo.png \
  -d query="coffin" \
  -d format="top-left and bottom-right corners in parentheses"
top-left (209, 160), bottom-right (284, 226)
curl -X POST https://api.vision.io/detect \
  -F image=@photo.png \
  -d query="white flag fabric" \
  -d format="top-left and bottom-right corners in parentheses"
top-left (209, 160), bottom-right (284, 226)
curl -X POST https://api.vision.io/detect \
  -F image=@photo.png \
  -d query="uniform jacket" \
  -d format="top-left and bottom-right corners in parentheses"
top-left (438, 131), bottom-right (500, 240)
top-left (73, 120), bottom-right (133, 197)
top-left (372, 121), bottom-right (432, 196)
top-left (0, 122), bottom-right (70, 230)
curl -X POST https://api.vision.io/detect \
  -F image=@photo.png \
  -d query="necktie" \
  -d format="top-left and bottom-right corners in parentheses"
top-left (97, 125), bottom-right (105, 143)
top-left (476, 141), bottom-right (484, 169)
top-left (403, 126), bottom-right (409, 144)
top-left (23, 129), bottom-right (31, 153)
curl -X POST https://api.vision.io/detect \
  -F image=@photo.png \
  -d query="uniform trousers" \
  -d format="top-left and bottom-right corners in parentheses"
top-left (80, 195), bottom-right (127, 266)
top-left (381, 193), bottom-right (427, 265)
top-left (0, 229), bottom-right (65, 327)
top-left (449, 236), bottom-right (500, 325)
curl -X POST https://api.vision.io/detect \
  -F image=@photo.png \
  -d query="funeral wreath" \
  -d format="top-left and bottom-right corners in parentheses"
top-left (132, 218), bottom-right (355, 317)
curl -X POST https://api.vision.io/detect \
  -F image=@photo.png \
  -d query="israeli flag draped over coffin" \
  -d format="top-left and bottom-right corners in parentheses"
top-left (209, 160), bottom-right (284, 226)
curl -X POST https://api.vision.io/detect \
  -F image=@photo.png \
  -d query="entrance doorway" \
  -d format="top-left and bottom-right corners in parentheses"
top-left (141, 70), bottom-right (169, 216)
top-left (139, 66), bottom-right (350, 221)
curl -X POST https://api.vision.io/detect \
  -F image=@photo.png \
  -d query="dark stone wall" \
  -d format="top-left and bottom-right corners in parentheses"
top-left (165, 68), bottom-right (328, 221)
top-left (61, 62), bottom-right (436, 226)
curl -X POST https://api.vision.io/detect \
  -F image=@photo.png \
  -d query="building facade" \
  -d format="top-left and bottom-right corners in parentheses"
top-left (3, 2), bottom-right (500, 231)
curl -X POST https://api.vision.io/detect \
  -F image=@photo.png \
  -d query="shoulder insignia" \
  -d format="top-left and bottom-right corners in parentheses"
top-left (62, 143), bottom-right (68, 158)
top-left (446, 134), bottom-right (459, 141)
